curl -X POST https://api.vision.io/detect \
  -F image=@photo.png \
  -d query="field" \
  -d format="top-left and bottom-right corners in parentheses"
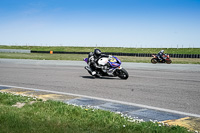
top-left (0, 92), bottom-right (192, 133)
top-left (0, 52), bottom-right (200, 64)
top-left (0, 45), bottom-right (200, 54)
top-left (0, 45), bottom-right (200, 64)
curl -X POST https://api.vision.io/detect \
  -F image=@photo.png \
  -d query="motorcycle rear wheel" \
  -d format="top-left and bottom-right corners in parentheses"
top-left (118, 68), bottom-right (129, 79)
top-left (151, 58), bottom-right (157, 64)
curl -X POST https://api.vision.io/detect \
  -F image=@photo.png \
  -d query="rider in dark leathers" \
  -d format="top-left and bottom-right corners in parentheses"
top-left (87, 49), bottom-right (111, 77)
top-left (157, 50), bottom-right (165, 61)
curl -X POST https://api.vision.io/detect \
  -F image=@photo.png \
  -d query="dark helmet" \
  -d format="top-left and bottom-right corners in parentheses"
top-left (94, 49), bottom-right (101, 56)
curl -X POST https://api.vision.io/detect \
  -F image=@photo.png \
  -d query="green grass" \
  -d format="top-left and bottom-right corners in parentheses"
top-left (1, 45), bottom-right (200, 64)
top-left (0, 53), bottom-right (87, 61)
top-left (1, 52), bottom-right (200, 64)
top-left (0, 45), bottom-right (200, 54)
top-left (0, 92), bottom-right (192, 133)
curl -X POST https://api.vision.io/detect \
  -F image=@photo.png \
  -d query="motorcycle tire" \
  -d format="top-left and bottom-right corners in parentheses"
top-left (151, 58), bottom-right (157, 64)
top-left (118, 68), bottom-right (129, 80)
top-left (166, 59), bottom-right (172, 64)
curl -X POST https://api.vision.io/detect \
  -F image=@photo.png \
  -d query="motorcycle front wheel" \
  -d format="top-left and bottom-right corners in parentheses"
top-left (166, 59), bottom-right (172, 64)
top-left (118, 68), bottom-right (129, 79)
top-left (151, 58), bottom-right (158, 64)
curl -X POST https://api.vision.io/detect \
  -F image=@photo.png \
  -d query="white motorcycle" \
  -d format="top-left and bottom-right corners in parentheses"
top-left (83, 56), bottom-right (129, 79)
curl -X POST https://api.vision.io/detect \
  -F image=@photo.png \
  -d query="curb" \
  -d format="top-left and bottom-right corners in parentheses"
top-left (0, 85), bottom-right (200, 131)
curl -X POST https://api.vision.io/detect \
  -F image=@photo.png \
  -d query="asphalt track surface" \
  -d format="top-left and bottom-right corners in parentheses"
top-left (0, 59), bottom-right (200, 116)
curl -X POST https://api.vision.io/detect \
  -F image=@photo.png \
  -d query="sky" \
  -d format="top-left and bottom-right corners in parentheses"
top-left (0, 0), bottom-right (200, 48)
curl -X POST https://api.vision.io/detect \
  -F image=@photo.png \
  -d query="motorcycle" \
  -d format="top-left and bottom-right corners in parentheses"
top-left (151, 54), bottom-right (172, 64)
top-left (83, 56), bottom-right (129, 79)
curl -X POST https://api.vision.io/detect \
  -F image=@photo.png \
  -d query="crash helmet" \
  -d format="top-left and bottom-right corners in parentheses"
top-left (160, 50), bottom-right (164, 53)
top-left (94, 49), bottom-right (101, 57)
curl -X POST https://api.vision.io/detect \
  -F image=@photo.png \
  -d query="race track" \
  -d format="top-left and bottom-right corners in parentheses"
top-left (0, 59), bottom-right (200, 115)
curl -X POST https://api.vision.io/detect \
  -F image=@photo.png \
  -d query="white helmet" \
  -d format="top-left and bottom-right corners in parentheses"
top-left (160, 50), bottom-right (164, 53)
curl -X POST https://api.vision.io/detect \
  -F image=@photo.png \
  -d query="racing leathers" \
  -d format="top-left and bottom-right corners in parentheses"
top-left (87, 52), bottom-right (111, 76)
top-left (157, 51), bottom-right (164, 61)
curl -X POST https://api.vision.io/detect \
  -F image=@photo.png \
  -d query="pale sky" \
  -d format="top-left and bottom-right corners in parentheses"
top-left (0, 0), bottom-right (200, 48)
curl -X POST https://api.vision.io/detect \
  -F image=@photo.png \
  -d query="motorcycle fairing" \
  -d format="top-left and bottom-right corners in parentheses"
top-left (85, 56), bottom-right (121, 69)
top-left (108, 56), bottom-right (121, 68)
top-left (83, 58), bottom-right (88, 63)
top-left (110, 57), bottom-right (117, 62)
top-left (98, 57), bottom-right (109, 66)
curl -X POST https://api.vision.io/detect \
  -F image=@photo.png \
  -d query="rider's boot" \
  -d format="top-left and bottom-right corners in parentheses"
top-left (91, 71), bottom-right (96, 75)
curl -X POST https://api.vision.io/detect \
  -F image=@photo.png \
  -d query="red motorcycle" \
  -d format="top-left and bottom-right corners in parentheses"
top-left (151, 54), bottom-right (172, 64)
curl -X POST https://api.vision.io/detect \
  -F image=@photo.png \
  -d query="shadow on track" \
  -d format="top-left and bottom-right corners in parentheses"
top-left (81, 76), bottom-right (120, 80)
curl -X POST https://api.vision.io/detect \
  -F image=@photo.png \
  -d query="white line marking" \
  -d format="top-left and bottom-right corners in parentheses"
top-left (1, 84), bottom-right (200, 118)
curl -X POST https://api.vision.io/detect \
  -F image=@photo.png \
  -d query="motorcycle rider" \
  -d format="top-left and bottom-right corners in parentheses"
top-left (86, 49), bottom-right (111, 77)
top-left (157, 50), bottom-right (165, 61)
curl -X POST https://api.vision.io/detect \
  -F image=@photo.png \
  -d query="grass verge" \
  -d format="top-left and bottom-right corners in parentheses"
top-left (0, 45), bottom-right (200, 54)
top-left (0, 92), bottom-right (192, 133)
top-left (0, 53), bottom-right (200, 64)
